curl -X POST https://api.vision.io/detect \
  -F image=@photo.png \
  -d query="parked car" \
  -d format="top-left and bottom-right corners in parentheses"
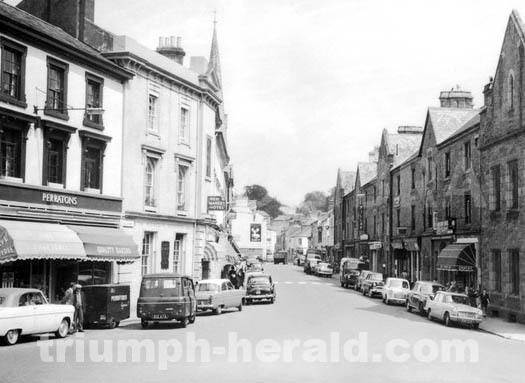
top-left (246, 262), bottom-right (264, 273)
top-left (83, 284), bottom-right (130, 328)
top-left (316, 262), bottom-right (333, 277)
top-left (406, 281), bottom-right (444, 315)
top-left (137, 273), bottom-right (197, 329)
top-left (355, 270), bottom-right (373, 291)
top-left (295, 253), bottom-right (306, 266)
top-left (340, 258), bottom-right (368, 288)
top-left (245, 274), bottom-right (276, 304)
top-left (195, 279), bottom-right (243, 314)
top-left (382, 278), bottom-right (410, 305)
top-left (361, 273), bottom-right (384, 298)
top-left (425, 291), bottom-right (483, 328)
top-left (274, 251), bottom-right (287, 265)
top-left (0, 288), bottom-right (74, 346)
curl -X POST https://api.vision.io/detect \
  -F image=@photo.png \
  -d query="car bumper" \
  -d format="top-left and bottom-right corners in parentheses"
top-left (245, 294), bottom-right (274, 301)
top-left (388, 297), bottom-right (406, 304)
top-left (451, 315), bottom-right (483, 325)
top-left (369, 288), bottom-right (383, 297)
top-left (318, 271), bottom-right (332, 276)
top-left (197, 304), bottom-right (215, 311)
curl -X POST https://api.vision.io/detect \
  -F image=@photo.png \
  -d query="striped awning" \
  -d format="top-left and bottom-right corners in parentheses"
top-left (437, 243), bottom-right (476, 272)
top-left (0, 220), bottom-right (86, 263)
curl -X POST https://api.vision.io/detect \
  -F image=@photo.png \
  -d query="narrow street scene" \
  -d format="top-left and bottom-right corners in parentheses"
top-left (0, 0), bottom-right (525, 382)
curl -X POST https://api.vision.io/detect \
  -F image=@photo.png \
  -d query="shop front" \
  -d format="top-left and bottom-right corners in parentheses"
top-left (403, 238), bottom-right (420, 283)
top-left (437, 242), bottom-right (477, 291)
top-left (0, 220), bottom-right (139, 302)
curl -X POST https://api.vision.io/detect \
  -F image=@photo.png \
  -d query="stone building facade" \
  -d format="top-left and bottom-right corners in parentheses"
top-left (479, 10), bottom-right (525, 323)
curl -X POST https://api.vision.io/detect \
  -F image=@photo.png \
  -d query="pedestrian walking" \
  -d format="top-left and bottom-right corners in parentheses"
top-left (73, 284), bottom-right (85, 332)
top-left (466, 286), bottom-right (478, 307)
top-left (480, 289), bottom-right (490, 317)
top-left (237, 267), bottom-right (245, 289)
top-left (228, 266), bottom-right (237, 288)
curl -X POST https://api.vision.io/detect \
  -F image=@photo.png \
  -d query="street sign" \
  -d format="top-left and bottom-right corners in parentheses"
top-left (207, 196), bottom-right (226, 211)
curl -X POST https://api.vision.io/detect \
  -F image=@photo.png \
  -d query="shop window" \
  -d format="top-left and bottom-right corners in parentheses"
top-left (0, 37), bottom-right (27, 107)
top-left (0, 126), bottom-right (24, 179)
top-left (84, 73), bottom-right (104, 128)
top-left (45, 57), bottom-right (68, 120)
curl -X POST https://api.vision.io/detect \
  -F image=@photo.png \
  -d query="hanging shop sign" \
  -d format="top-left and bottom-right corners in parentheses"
top-left (250, 224), bottom-right (262, 242)
top-left (207, 196), bottom-right (227, 211)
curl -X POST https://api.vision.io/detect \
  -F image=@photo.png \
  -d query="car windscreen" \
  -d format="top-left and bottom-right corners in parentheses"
top-left (197, 283), bottom-right (219, 292)
top-left (390, 280), bottom-right (409, 289)
top-left (140, 278), bottom-right (182, 297)
top-left (421, 284), bottom-right (443, 294)
top-left (370, 273), bottom-right (383, 280)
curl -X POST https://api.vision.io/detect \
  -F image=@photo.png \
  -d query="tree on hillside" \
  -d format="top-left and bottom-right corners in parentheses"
top-left (244, 184), bottom-right (283, 218)
top-left (296, 191), bottom-right (329, 215)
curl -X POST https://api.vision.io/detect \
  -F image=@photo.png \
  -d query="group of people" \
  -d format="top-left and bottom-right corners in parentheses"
top-left (227, 265), bottom-right (245, 289)
top-left (61, 282), bottom-right (85, 332)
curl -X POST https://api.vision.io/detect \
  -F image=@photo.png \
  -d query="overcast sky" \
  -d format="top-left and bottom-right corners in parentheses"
top-left (11, 0), bottom-right (524, 207)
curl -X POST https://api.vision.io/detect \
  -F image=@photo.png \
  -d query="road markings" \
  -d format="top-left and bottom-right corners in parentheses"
top-left (298, 282), bottom-right (307, 285)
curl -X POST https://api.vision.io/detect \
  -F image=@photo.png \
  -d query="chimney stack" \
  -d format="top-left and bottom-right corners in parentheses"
top-left (369, 146), bottom-right (379, 163)
top-left (439, 85), bottom-right (474, 108)
top-left (156, 36), bottom-right (186, 65)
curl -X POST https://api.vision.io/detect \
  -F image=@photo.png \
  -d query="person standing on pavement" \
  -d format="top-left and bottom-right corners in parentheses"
top-left (236, 267), bottom-right (245, 289)
top-left (480, 289), bottom-right (490, 317)
top-left (61, 282), bottom-right (75, 305)
top-left (73, 284), bottom-right (85, 332)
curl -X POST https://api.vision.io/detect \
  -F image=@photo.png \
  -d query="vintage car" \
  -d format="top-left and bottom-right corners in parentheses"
top-left (274, 251), bottom-right (287, 265)
top-left (195, 279), bottom-right (243, 314)
top-left (304, 257), bottom-right (321, 274)
top-left (244, 274), bottom-right (276, 304)
top-left (382, 278), bottom-right (410, 305)
top-left (340, 258), bottom-right (368, 288)
top-left (246, 262), bottom-right (264, 273)
top-left (355, 270), bottom-right (373, 292)
top-left (425, 291), bottom-right (483, 328)
top-left (406, 281), bottom-right (444, 315)
top-left (361, 272), bottom-right (384, 298)
top-left (315, 262), bottom-right (333, 277)
top-left (137, 273), bottom-right (197, 329)
top-left (0, 288), bottom-right (74, 346)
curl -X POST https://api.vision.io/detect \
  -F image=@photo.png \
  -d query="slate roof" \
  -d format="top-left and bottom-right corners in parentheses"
top-left (438, 111), bottom-right (481, 147)
top-left (340, 170), bottom-right (356, 194)
top-left (357, 162), bottom-right (376, 186)
top-left (427, 107), bottom-right (480, 145)
top-left (386, 132), bottom-right (422, 168)
top-left (0, 2), bottom-right (129, 78)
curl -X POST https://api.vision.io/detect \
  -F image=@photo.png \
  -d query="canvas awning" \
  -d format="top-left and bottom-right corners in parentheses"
top-left (67, 225), bottom-right (140, 262)
top-left (437, 243), bottom-right (476, 272)
top-left (391, 240), bottom-right (404, 250)
top-left (404, 238), bottom-right (419, 252)
top-left (0, 220), bottom-right (86, 263)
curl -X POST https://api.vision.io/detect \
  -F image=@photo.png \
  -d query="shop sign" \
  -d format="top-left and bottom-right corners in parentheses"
top-left (207, 196), bottom-right (226, 211)
top-left (369, 242), bottom-right (382, 250)
top-left (393, 196), bottom-right (400, 208)
top-left (250, 224), bottom-right (261, 242)
top-left (0, 229), bottom-right (15, 259)
top-left (360, 234), bottom-right (369, 241)
top-left (437, 264), bottom-right (475, 272)
top-left (42, 192), bottom-right (78, 206)
top-left (435, 221), bottom-right (453, 236)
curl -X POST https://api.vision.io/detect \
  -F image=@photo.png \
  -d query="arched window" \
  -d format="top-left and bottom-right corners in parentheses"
top-left (508, 72), bottom-right (515, 109)
top-left (144, 157), bottom-right (156, 207)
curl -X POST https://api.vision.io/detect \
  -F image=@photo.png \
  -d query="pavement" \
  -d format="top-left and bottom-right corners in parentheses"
top-left (479, 317), bottom-right (525, 342)
top-left (2, 263), bottom-right (525, 383)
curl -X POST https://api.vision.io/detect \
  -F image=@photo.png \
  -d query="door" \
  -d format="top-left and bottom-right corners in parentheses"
top-left (184, 278), bottom-right (196, 317)
top-left (31, 292), bottom-right (56, 333)
top-left (15, 293), bottom-right (38, 334)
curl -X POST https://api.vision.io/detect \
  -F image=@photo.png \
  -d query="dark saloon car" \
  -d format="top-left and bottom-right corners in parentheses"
top-left (361, 272), bottom-right (384, 298)
top-left (406, 281), bottom-right (444, 315)
top-left (244, 274), bottom-right (275, 304)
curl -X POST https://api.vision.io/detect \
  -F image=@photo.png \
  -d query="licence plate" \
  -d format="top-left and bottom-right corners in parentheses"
top-left (153, 314), bottom-right (167, 319)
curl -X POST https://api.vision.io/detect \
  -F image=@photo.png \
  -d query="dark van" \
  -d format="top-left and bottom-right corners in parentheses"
top-left (137, 273), bottom-right (197, 329)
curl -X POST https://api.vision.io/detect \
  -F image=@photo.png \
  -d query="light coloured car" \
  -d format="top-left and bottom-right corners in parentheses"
top-left (0, 288), bottom-right (75, 346)
top-left (195, 279), bottom-right (244, 315)
top-left (382, 278), bottom-right (410, 305)
top-left (316, 262), bottom-right (333, 277)
top-left (425, 291), bottom-right (483, 329)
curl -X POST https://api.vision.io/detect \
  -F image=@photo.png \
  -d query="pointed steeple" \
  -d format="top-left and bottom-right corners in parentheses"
top-left (206, 13), bottom-right (222, 92)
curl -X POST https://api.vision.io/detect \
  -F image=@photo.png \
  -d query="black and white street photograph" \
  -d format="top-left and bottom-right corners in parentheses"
top-left (1, 0), bottom-right (525, 382)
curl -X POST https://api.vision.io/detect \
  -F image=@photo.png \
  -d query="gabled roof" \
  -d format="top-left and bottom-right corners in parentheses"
top-left (426, 107), bottom-right (480, 145)
top-left (386, 132), bottom-right (422, 168)
top-left (510, 10), bottom-right (525, 45)
top-left (356, 162), bottom-right (376, 187)
top-left (340, 170), bottom-right (356, 194)
top-left (438, 112), bottom-right (481, 148)
top-left (0, 2), bottom-right (131, 80)
top-left (291, 226), bottom-right (312, 238)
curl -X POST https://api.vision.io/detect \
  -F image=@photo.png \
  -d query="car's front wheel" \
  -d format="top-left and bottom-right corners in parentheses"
top-left (214, 306), bottom-right (222, 315)
top-left (406, 301), bottom-right (412, 312)
top-left (3, 329), bottom-right (20, 346)
top-left (444, 312), bottom-right (451, 327)
top-left (427, 309), bottom-right (433, 321)
top-left (55, 318), bottom-right (70, 338)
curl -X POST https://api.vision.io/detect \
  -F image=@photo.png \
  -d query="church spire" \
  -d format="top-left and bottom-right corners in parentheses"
top-left (206, 12), bottom-right (222, 91)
